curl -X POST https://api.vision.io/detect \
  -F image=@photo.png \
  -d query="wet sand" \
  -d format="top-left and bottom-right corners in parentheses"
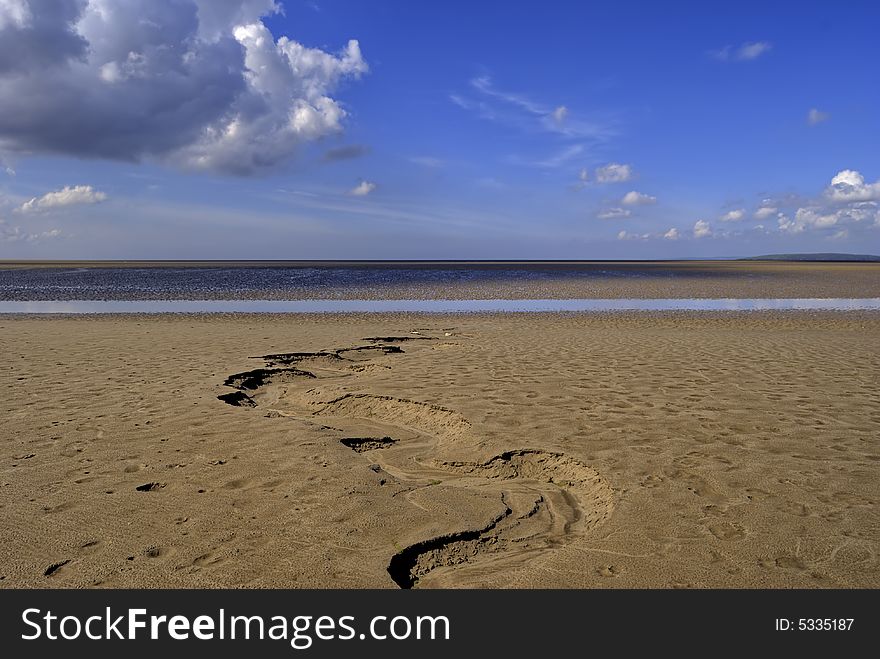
top-left (1, 311), bottom-right (878, 588)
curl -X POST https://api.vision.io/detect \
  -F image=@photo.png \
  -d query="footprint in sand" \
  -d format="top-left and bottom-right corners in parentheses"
top-left (217, 332), bottom-right (614, 588)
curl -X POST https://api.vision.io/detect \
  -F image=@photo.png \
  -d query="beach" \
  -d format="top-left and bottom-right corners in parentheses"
top-left (2, 310), bottom-right (878, 588)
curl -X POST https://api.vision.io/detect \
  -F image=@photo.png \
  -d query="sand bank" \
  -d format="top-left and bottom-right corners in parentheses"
top-left (1, 311), bottom-right (878, 588)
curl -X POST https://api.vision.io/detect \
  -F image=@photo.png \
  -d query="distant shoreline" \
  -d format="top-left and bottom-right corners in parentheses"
top-left (1, 255), bottom-right (879, 268)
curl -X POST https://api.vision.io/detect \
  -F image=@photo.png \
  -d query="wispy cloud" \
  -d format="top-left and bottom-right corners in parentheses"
top-left (807, 108), bottom-right (830, 126)
top-left (0, 220), bottom-right (62, 243)
top-left (409, 156), bottom-right (444, 168)
top-left (452, 75), bottom-right (615, 141)
top-left (597, 207), bottom-right (631, 220)
top-left (551, 105), bottom-right (569, 125)
top-left (528, 144), bottom-right (585, 169)
top-left (711, 41), bottom-right (772, 62)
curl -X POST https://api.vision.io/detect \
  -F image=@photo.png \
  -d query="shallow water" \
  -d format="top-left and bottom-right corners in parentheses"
top-left (1, 298), bottom-right (879, 314)
top-left (0, 263), bottom-right (776, 300)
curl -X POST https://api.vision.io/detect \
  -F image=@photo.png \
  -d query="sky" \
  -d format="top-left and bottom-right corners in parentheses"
top-left (0, 0), bottom-right (878, 259)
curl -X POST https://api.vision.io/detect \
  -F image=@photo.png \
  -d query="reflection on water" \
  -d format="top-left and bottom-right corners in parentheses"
top-left (1, 298), bottom-right (879, 314)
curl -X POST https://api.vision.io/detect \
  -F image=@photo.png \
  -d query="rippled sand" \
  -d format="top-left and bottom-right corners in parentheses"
top-left (1, 311), bottom-right (878, 588)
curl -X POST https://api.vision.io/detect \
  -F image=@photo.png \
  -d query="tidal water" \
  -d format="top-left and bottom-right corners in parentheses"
top-left (0, 263), bottom-right (755, 301)
top-left (1, 298), bottom-right (878, 314)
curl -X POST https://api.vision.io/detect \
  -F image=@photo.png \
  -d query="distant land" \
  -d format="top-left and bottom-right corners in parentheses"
top-left (741, 253), bottom-right (880, 262)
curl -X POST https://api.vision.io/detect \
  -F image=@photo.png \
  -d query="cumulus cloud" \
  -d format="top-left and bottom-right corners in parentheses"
top-left (712, 41), bottom-right (772, 61)
top-left (621, 190), bottom-right (656, 206)
top-left (719, 209), bottom-right (745, 222)
top-left (597, 207), bottom-right (631, 220)
top-left (349, 180), bottom-right (376, 196)
top-left (663, 227), bottom-right (679, 240)
top-left (776, 214), bottom-right (804, 235)
top-left (693, 219), bottom-right (712, 238)
top-left (755, 170), bottom-right (880, 239)
top-left (0, 0), bottom-right (367, 175)
top-left (778, 202), bottom-right (879, 235)
top-left (807, 108), bottom-right (829, 125)
top-left (578, 168), bottom-right (589, 183)
top-left (824, 170), bottom-right (880, 203)
top-left (595, 163), bottom-right (633, 184)
top-left (18, 185), bottom-right (107, 213)
top-left (754, 205), bottom-right (777, 220)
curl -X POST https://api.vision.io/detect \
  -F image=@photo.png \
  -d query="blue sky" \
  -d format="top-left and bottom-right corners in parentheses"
top-left (0, 0), bottom-right (878, 259)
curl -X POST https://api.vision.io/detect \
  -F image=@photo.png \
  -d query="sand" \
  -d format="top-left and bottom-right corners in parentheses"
top-left (1, 311), bottom-right (878, 588)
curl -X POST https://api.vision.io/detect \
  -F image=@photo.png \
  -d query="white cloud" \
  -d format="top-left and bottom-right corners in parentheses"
top-left (719, 209), bottom-right (745, 222)
top-left (530, 144), bottom-right (584, 168)
top-left (621, 190), bottom-right (656, 206)
top-left (552, 105), bottom-right (568, 124)
top-left (597, 207), bottom-right (631, 220)
top-left (693, 219), bottom-right (712, 238)
top-left (0, 1), bottom-right (367, 175)
top-left (663, 227), bottom-right (679, 240)
top-left (784, 203), bottom-right (879, 234)
top-left (459, 75), bottom-right (614, 141)
top-left (807, 108), bottom-right (829, 125)
top-left (713, 41), bottom-right (772, 61)
top-left (349, 180), bottom-right (376, 196)
top-left (0, 0), bottom-right (30, 30)
top-left (761, 170), bottom-right (880, 239)
top-left (617, 230), bottom-right (651, 241)
top-left (595, 163), bottom-right (633, 184)
top-left (825, 169), bottom-right (880, 202)
top-left (738, 41), bottom-right (772, 60)
top-left (777, 213), bottom-right (804, 234)
top-left (0, 219), bottom-right (62, 242)
top-left (754, 205), bottom-right (777, 220)
top-left (578, 168), bottom-right (589, 183)
top-left (796, 207), bottom-right (839, 229)
top-left (18, 185), bottom-right (107, 213)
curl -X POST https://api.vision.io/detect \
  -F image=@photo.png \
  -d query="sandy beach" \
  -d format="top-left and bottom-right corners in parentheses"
top-left (1, 310), bottom-right (877, 588)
